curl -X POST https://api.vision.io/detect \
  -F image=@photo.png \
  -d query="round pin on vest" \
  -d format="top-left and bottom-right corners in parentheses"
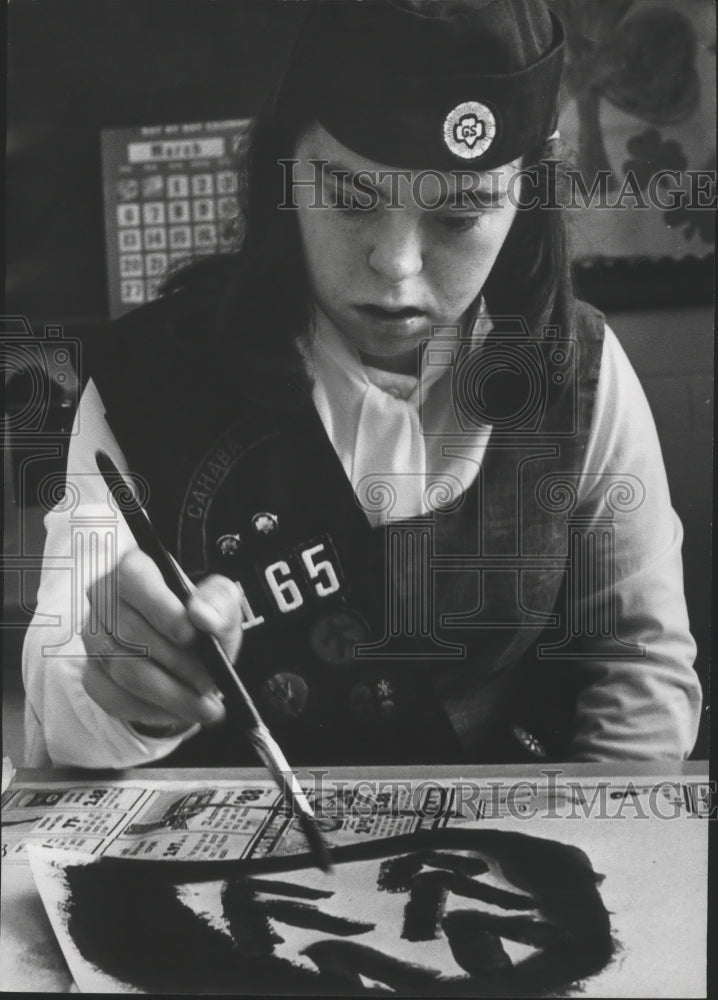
top-left (252, 512), bottom-right (279, 535)
top-left (442, 101), bottom-right (496, 160)
top-left (216, 533), bottom-right (241, 556)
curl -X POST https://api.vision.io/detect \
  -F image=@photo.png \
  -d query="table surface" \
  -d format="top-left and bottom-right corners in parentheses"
top-left (1, 762), bottom-right (710, 994)
top-left (13, 759), bottom-right (711, 783)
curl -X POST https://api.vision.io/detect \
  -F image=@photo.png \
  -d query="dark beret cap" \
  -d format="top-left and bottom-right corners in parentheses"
top-left (280, 0), bottom-right (565, 170)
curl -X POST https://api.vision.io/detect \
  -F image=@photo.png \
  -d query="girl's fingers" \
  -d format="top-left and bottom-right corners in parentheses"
top-left (81, 630), bottom-right (225, 727)
top-left (103, 601), bottom-right (220, 698)
top-left (81, 657), bottom-right (193, 731)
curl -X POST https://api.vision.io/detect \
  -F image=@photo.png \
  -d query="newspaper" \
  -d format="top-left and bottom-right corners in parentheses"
top-left (1, 771), bottom-right (711, 996)
top-left (1, 770), bottom-right (712, 865)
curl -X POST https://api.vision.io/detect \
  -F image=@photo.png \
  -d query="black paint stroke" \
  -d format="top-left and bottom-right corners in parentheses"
top-left (63, 864), bottom-right (316, 995)
top-left (400, 865), bottom-right (534, 943)
top-left (303, 939), bottom-right (441, 991)
top-left (262, 899), bottom-right (375, 936)
top-left (378, 852), bottom-right (424, 892)
top-left (440, 871), bottom-right (536, 911)
top-left (98, 828), bottom-right (606, 890)
top-left (246, 877), bottom-right (334, 899)
top-left (69, 828), bottom-right (615, 996)
top-left (379, 851), bottom-right (489, 892)
top-left (452, 911), bottom-right (568, 949)
top-left (419, 851), bottom-right (490, 879)
top-left (443, 911), bottom-right (512, 976)
top-left (221, 879), bottom-right (284, 956)
top-left (402, 871), bottom-right (449, 941)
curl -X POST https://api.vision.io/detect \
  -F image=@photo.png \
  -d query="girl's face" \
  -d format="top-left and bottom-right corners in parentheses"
top-left (293, 123), bottom-right (520, 369)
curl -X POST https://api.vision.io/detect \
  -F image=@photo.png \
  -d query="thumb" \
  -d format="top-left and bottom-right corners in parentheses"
top-left (186, 575), bottom-right (244, 662)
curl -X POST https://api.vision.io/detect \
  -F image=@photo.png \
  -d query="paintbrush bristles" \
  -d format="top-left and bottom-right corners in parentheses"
top-left (298, 812), bottom-right (333, 875)
top-left (247, 726), bottom-right (333, 874)
top-left (249, 726), bottom-right (314, 816)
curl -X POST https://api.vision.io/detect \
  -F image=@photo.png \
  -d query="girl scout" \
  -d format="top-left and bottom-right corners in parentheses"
top-left (23, 0), bottom-right (701, 767)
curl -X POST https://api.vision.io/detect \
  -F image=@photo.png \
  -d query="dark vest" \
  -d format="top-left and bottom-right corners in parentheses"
top-left (86, 293), bottom-right (604, 766)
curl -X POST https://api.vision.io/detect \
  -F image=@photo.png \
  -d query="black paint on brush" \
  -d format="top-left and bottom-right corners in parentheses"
top-left (297, 808), bottom-right (333, 874)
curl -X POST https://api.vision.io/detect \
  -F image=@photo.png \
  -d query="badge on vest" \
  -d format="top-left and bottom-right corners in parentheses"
top-left (309, 607), bottom-right (371, 666)
top-left (252, 511), bottom-right (279, 536)
top-left (442, 101), bottom-right (497, 160)
top-left (216, 532), bottom-right (346, 631)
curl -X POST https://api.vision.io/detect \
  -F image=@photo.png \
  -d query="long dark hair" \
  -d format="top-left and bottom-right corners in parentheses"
top-left (164, 87), bottom-right (577, 411)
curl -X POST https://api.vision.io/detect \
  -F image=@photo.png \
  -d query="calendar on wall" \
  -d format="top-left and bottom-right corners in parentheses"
top-left (101, 119), bottom-right (249, 317)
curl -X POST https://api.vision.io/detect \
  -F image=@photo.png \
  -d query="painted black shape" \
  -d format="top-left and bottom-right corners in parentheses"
top-left (385, 859), bottom-right (533, 913)
top-left (262, 899), bottom-right (375, 936)
top-left (63, 864), bottom-right (320, 994)
top-left (457, 911), bottom-right (569, 949)
top-left (402, 871), bottom-right (449, 942)
top-left (442, 871), bottom-right (536, 911)
top-left (443, 911), bottom-right (512, 976)
top-left (298, 942), bottom-right (373, 993)
top-left (98, 828), bottom-right (604, 888)
top-left (378, 853), bottom-right (424, 892)
top-left (221, 879), bottom-right (284, 956)
top-left (303, 940), bottom-right (441, 992)
top-left (245, 876), bottom-right (334, 899)
top-left (379, 851), bottom-right (489, 893)
top-left (84, 828), bottom-right (616, 996)
top-left (419, 851), bottom-right (489, 878)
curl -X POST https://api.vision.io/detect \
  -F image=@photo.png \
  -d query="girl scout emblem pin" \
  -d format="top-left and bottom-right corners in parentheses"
top-left (443, 101), bottom-right (496, 159)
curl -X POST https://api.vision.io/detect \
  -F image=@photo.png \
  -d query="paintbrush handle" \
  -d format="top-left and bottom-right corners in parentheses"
top-left (95, 450), bottom-right (332, 871)
top-left (246, 725), bottom-right (315, 818)
top-left (96, 450), bottom-right (260, 730)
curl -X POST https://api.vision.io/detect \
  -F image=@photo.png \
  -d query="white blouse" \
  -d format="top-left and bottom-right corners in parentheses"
top-left (22, 316), bottom-right (702, 767)
top-left (304, 307), bottom-right (494, 526)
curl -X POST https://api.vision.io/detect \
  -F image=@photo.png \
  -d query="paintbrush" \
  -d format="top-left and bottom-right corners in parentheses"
top-left (95, 449), bottom-right (332, 874)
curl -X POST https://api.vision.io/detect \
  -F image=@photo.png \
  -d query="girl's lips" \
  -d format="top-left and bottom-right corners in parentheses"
top-left (352, 304), bottom-right (429, 339)
top-left (357, 304), bottom-right (426, 319)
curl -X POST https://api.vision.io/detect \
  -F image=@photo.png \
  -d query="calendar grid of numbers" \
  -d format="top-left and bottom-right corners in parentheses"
top-left (101, 119), bottom-right (248, 317)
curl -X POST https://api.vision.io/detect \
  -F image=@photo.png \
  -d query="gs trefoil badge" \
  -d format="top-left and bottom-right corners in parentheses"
top-left (443, 101), bottom-right (497, 159)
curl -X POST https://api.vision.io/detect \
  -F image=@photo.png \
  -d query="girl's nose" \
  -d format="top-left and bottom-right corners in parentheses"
top-left (367, 214), bottom-right (424, 283)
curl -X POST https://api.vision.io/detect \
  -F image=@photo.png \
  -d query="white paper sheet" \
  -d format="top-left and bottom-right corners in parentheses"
top-left (23, 774), bottom-right (708, 997)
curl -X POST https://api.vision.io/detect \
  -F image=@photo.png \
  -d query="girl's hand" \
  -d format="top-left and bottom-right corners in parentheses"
top-left (80, 548), bottom-right (243, 735)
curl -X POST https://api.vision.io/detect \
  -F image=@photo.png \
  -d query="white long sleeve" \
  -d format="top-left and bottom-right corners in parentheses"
top-left (22, 380), bottom-right (196, 767)
top-left (563, 326), bottom-right (701, 759)
top-left (23, 327), bottom-right (702, 766)
top-left (308, 319), bottom-right (702, 760)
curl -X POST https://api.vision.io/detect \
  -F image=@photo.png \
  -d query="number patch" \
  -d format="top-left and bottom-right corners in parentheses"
top-left (237, 536), bottom-right (344, 629)
top-left (264, 559), bottom-right (304, 613)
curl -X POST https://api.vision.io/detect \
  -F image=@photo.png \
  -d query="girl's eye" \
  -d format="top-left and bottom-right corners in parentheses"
top-left (436, 214), bottom-right (483, 234)
top-left (331, 195), bottom-right (379, 217)
top-left (335, 202), bottom-right (376, 216)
